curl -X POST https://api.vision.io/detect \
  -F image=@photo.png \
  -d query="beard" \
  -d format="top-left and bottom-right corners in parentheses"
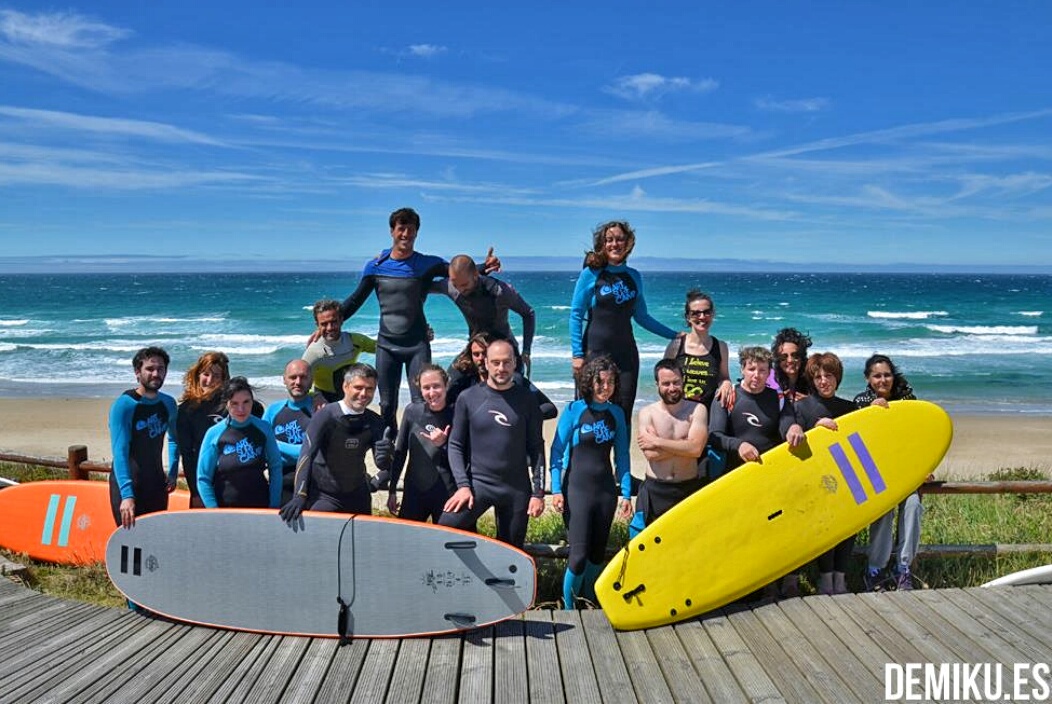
top-left (659, 387), bottom-right (683, 405)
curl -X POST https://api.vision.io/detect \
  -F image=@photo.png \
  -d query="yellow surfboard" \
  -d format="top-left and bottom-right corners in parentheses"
top-left (595, 400), bottom-right (952, 630)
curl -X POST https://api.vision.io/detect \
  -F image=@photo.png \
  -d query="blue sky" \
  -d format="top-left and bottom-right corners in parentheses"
top-left (1, 1), bottom-right (1050, 269)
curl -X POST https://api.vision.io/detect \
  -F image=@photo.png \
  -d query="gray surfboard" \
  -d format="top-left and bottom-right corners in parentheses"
top-left (106, 509), bottom-right (536, 638)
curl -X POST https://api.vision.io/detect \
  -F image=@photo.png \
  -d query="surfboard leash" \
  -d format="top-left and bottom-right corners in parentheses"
top-left (335, 515), bottom-right (356, 646)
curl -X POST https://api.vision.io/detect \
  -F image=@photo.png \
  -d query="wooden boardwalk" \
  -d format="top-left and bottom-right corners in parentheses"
top-left (2, 577), bottom-right (1051, 703)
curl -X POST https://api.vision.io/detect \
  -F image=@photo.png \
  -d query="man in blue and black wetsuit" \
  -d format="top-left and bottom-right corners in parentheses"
top-left (439, 339), bottom-right (546, 548)
top-left (339, 207), bottom-right (497, 431)
top-left (109, 346), bottom-right (179, 529)
top-left (279, 363), bottom-right (394, 521)
top-left (263, 359), bottom-right (315, 504)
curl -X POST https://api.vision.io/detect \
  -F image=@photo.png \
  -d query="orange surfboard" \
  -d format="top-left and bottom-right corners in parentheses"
top-left (0, 480), bottom-right (190, 565)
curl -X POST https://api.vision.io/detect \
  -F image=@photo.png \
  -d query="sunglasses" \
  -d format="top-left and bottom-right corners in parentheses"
top-left (687, 309), bottom-right (714, 319)
top-left (778, 352), bottom-right (804, 361)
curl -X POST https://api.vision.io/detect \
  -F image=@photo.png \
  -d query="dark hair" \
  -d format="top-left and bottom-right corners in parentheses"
top-left (389, 207), bottom-right (421, 230)
top-left (584, 220), bottom-right (636, 268)
top-left (805, 352), bottom-right (843, 387)
top-left (415, 363), bottom-right (449, 388)
top-left (222, 376), bottom-right (254, 403)
top-left (771, 327), bottom-right (813, 392)
top-left (653, 358), bottom-right (683, 381)
top-left (133, 346), bottom-right (169, 372)
top-left (738, 346), bottom-right (773, 368)
top-left (577, 355), bottom-right (620, 404)
top-left (343, 363), bottom-right (378, 383)
top-left (683, 289), bottom-right (715, 321)
top-left (863, 354), bottom-right (913, 399)
top-left (452, 332), bottom-right (496, 374)
top-left (312, 299), bottom-right (341, 321)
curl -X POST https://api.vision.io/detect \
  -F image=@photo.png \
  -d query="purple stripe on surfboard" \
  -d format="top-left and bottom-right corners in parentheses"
top-left (828, 443), bottom-right (867, 505)
top-left (847, 432), bottom-right (887, 495)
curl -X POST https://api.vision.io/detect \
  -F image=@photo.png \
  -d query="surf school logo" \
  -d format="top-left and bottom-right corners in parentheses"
top-left (599, 280), bottom-right (637, 305)
top-left (489, 410), bottom-right (512, 427)
top-left (582, 420), bottom-right (614, 444)
top-left (135, 413), bottom-right (167, 439)
top-left (827, 432), bottom-right (886, 505)
top-left (276, 420), bottom-right (305, 444)
top-left (421, 569), bottom-right (474, 593)
top-left (223, 438), bottom-right (262, 463)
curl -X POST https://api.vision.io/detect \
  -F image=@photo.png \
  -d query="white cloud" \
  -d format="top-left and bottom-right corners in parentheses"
top-left (580, 109), bottom-right (753, 142)
top-left (408, 44), bottom-right (446, 58)
top-left (0, 106), bottom-right (225, 145)
top-left (0, 8), bottom-right (129, 48)
top-left (755, 96), bottom-right (830, 113)
top-left (605, 73), bottom-right (718, 101)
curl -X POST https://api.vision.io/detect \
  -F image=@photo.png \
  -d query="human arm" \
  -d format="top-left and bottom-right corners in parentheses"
top-left (707, 396), bottom-right (743, 456)
top-left (502, 280), bottom-right (536, 360)
top-left (164, 396), bottom-right (179, 489)
top-left (108, 396), bottom-right (138, 527)
top-left (352, 332), bottom-right (377, 356)
top-left (568, 268), bottom-right (597, 362)
top-left (527, 393), bottom-right (547, 501)
top-left (637, 403), bottom-right (708, 459)
top-left (779, 402), bottom-right (805, 448)
top-left (522, 375), bottom-right (557, 420)
top-left (256, 419), bottom-right (284, 508)
top-left (387, 406), bottom-right (413, 505)
top-left (196, 423), bottom-right (223, 509)
top-left (548, 402), bottom-right (577, 504)
top-left (339, 271), bottom-right (376, 321)
top-left (627, 268), bottom-right (678, 339)
top-left (714, 340), bottom-right (735, 409)
top-left (611, 405), bottom-right (633, 501)
top-left (446, 396), bottom-right (472, 490)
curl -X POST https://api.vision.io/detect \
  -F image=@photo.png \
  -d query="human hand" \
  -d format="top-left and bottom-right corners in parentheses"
top-left (373, 428), bottom-right (394, 471)
top-left (119, 498), bottom-right (136, 529)
top-left (421, 424), bottom-right (450, 447)
top-left (481, 246), bottom-right (501, 274)
top-left (527, 497), bottom-right (544, 518)
top-left (816, 417), bottom-right (838, 431)
top-left (738, 442), bottom-right (760, 463)
top-left (617, 498), bottom-right (633, 520)
top-left (571, 357), bottom-right (584, 374)
top-left (552, 493), bottom-right (564, 513)
top-left (785, 424), bottom-right (805, 447)
top-left (443, 487), bottom-right (474, 513)
top-left (387, 493), bottom-right (399, 515)
top-left (279, 495), bottom-right (307, 524)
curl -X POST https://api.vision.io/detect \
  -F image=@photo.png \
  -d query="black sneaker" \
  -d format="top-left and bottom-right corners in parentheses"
top-left (863, 568), bottom-right (890, 592)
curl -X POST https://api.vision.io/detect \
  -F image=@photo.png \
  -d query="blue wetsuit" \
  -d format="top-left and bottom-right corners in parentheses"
top-left (108, 390), bottom-right (179, 526)
top-left (292, 403), bottom-right (390, 515)
top-left (570, 264), bottom-right (677, 426)
top-left (340, 249), bottom-right (447, 429)
top-left (263, 398), bottom-right (313, 504)
top-left (439, 382), bottom-right (546, 548)
top-left (390, 401), bottom-right (455, 523)
top-left (177, 392), bottom-right (265, 507)
top-left (550, 399), bottom-right (630, 591)
top-left (197, 416), bottom-right (282, 509)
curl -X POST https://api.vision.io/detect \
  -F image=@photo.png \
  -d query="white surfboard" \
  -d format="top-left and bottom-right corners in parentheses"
top-left (981, 563), bottom-right (1052, 588)
top-left (106, 509), bottom-right (536, 638)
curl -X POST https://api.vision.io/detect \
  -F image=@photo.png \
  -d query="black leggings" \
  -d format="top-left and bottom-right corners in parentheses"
top-left (563, 475), bottom-right (616, 574)
top-left (399, 480), bottom-right (450, 524)
top-left (109, 473), bottom-right (168, 527)
top-left (375, 340), bottom-right (429, 430)
top-left (439, 480), bottom-right (531, 548)
top-left (310, 485), bottom-right (372, 515)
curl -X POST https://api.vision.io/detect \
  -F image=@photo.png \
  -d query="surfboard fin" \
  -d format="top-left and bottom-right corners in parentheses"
top-left (444, 612), bottom-right (477, 627)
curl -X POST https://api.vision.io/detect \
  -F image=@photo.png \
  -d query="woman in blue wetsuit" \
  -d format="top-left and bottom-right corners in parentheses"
top-left (550, 355), bottom-right (632, 609)
top-left (569, 220), bottom-right (678, 431)
top-left (197, 377), bottom-right (283, 509)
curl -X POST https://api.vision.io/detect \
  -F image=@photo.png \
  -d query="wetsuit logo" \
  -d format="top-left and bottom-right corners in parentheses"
top-left (582, 420), bottom-right (614, 444)
top-left (488, 410), bottom-right (512, 427)
top-left (599, 280), bottom-right (637, 305)
top-left (276, 420), bottom-right (305, 444)
top-left (135, 413), bottom-right (167, 439)
top-left (222, 438), bottom-right (262, 463)
top-left (743, 412), bottom-right (762, 428)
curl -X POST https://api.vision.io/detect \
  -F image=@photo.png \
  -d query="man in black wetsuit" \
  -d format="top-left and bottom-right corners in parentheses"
top-left (278, 363), bottom-right (394, 520)
top-left (433, 255), bottom-right (536, 374)
top-left (439, 339), bottom-right (546, 548)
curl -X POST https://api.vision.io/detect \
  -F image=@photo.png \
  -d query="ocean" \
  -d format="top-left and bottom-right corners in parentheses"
top-left (0, 271), bottom-right (1049, 415)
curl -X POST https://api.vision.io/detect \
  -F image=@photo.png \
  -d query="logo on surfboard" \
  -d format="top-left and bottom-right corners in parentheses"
top-left (827, 432), bottom-right (887, 505)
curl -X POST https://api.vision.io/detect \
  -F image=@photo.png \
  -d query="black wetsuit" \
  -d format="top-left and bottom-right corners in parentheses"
top-left (708, 384), bottom-right (798, 471)
top-left (292, 402), bottom-right (389, 515)
top-left (445, 367), bottom-right (557, 420)
top-left (197, 417), bottom-right (283, 509)
top-left (341, 249), bottom-right (447, 430)
top-left (108, 390), bottom-right (179, 526)
top-left (263, 398), bottom-right (313, 504)
top-left (664, 335), bottom-right (724, 409)
top-left (432, 275), bottom-right (536, 367)
top-left (439, 382), bottom-right (546, 548)
top-left (177, 392), bottom-right (264, 507)
top-left (390, 401), bottom-right (455, 523)
top-left (794, 394), bottom-right (858, 573)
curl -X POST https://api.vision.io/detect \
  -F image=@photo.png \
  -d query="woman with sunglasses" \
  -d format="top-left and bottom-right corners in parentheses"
top-left (663, 289), bottom-right (733, 410)
top-left (770, 327), bottom-right (813, 405)
top-left (569, 220), bottom-right (678, 432)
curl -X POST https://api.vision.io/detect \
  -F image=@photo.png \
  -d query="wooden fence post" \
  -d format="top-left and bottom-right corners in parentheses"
top-left (67, 445), bottom-right (89, 480)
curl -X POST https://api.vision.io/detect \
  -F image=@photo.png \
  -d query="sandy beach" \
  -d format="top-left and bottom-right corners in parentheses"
top-left (0, 398), bottom-right (1049, 481)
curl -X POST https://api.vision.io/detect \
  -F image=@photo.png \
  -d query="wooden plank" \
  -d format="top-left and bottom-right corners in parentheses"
top-left (701, 611), bottom-right (785, 703)
top-left (240, 635), bottom-right (312, 704)
top-left (210, 634), bottom-right (280, 704)
top-left (494, 619), bottom-right (528, 704)
top-left (458, 627), bottom-right (494, 703)
top-left (726, 606), bottom-right (820, 703)
top-left (522, 610), bottom-right (564, 704)
top-left (643, 624), bottom-right (711, 703)
top-left (826, 593), bottom-right (928, 667)
top-left (176, 632), bottom-right (272, 703)
top-left (909, 589), bottom-right (1038, 664)
top-left (796, 596), bottom-right (897, 688)
top-left (278, 637), bottom-right (340, 704)
top-left (580, 609), bottom-right (637, 704)
top-left (0, 598), bottom-right (98, 644)
top-left (1007, 586), bottom-right (1052, 625)
top-left (671, 620), bottom-right (749, 704)
top-left (314, 638), bottom-right (370, 704)
top-left (385, 638), bottom-right (431, 704)
top-left (957, 587), bottom-right (1052, 652)
top-left (420, 635), bottom-right (463, 704)
top-left (759, 599), bottom-right (862, 704)
top-left (551, 609), bottom-right (602, 704)
top-left (863, 591), bottom-right (991, 664)
top-left (145, 629), bottom-right (240, 704)
top-left (614, 628), bottom-right (675, 703)
top-left (348, 639), bottom-right (399, 703)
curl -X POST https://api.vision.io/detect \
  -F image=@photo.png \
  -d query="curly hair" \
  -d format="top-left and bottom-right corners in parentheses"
top-left (452, 332), bottom-right (497, 375)
top-left (771, 327), bottom-right (812, 392)
top-left (576, 355), bottom-right (620, 404)
top-left (583, 220), bottom-right (636, 269)
top-left (180, 351), bottom-right (230, 404)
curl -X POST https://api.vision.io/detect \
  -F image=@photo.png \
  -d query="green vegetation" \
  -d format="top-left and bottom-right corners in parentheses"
top-left (2, 462), bottom-right (1050, 610)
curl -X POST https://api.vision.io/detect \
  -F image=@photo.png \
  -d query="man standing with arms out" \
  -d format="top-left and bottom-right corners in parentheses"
top-left (439, 339), bottom-right (546, 548)
top-left (433, 255), bottom-right (536, 374)
top-left (339, 207), bottom-right (498, 430)
top-left (629, 359), bottom-right (708, 538)
top-left (279, 364), bottom-right (394, 520)
top-left (303, 299), bottom-right (376, 404)
top-left (109, 346), bottom-right (179, 529)
top-left (264, 359), bottom-right (315, 504)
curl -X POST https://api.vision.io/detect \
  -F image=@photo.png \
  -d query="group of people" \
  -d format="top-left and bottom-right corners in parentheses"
top-left (108, 208), bottom-right (925, 614)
